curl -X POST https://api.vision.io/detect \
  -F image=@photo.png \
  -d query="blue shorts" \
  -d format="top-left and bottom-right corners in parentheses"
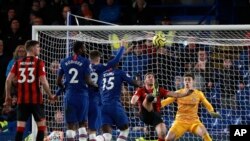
top-left (88, 97), bottom-right (101, 130)
top-left (64, 90), bottom-right (89, 124)
top-left (101, 103), bottom-right (129, 128)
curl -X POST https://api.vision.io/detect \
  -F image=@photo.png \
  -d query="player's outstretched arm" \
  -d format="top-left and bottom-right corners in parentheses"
top-left (161, 97), bottom-right (176, 108)
top-left (56, 75), bottom-right (64, 89)
top-left (167, 89), bottom-right (194, 98)
top-left (200, 92), bottom-right (221, 118)
top-left (105, 41), bottom-right (126, 69)
top-left (131, 95), bottom-right (139, 105)
top-left (4, 73), bottom-right (15, 106)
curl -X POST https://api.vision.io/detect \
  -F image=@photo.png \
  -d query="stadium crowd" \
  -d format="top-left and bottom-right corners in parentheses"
top-left (0, 0), bottom-right (250, 140)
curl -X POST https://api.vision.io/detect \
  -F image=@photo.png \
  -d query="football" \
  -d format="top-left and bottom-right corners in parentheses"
top-left (152, 34), bottom-right (166, 47)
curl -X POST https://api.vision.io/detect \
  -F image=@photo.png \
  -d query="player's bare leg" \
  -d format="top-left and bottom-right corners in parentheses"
top-left (155, 122), bottom-right (167, 141)
top-left (117, 124), bottom-right (130, 141)
top-left (15, 121), bottom-right (26, 141)
top-left (36, 119), bottom-right (46, 141)
top-left (66, 123), bottom-right (77, 141)
top-left (193, 125), bottom-right (212, 141)
top-left (96, 124), bottom-right (112, 141)
top-left (78, 121), bottom-right (88, 141)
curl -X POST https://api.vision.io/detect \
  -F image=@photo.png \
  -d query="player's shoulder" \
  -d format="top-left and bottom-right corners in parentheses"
top-left (193, 89), bottom-right (204, 96)
top-left (136, 87), bottom-right (145, 93)
top-left (159, 87), bottom-right (167, 91)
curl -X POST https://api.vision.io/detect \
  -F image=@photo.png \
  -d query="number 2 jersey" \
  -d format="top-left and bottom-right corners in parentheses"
top-left (10, 56), bottom-right (46, 104)
top-left (58, 55), bottom-right (90, 93)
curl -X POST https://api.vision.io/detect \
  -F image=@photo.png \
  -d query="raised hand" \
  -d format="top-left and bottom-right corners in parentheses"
top-left (152, 82), bottom-right (159, 97)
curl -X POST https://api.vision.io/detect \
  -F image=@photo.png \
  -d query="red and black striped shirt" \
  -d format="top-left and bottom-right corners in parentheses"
top-left (134, 87), bottom-right (169, 113)
top-left (11, 56), bottom-right (46, 104)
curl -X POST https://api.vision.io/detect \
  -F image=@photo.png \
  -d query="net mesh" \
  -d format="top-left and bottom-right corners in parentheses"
top-left (36, 28), bottom-right (250, 141)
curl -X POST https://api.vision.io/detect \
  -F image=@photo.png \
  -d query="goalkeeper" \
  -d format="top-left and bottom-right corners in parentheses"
top-left (162, 73), bottom-right (220, 141)
top-left (131, 72), bottom-right (193, 141)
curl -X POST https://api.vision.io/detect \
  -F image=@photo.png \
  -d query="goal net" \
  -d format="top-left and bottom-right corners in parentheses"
top-left (33, 25), bottom-right (250, 141)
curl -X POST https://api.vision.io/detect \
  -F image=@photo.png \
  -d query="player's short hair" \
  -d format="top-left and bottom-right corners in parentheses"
top-left (184, 72), bottom-right (195, 79)
top-left (89, 50), bottom-right (101, 60)
top-left (73, 41), bottom-right (84, 54)
top-left (144, 72), bottom-right (155, 79)
top-left (25, 40), bottom-right (39, 51)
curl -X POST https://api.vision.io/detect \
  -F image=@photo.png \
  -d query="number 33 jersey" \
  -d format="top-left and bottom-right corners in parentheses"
top-left (11, 56), bottom-right (45, 104)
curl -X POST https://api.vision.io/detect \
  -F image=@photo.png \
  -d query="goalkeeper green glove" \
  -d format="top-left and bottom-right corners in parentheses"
top-left (209, 111), bottom-right (221, 118)
top-left (152, 82), bottom-right (159, 97)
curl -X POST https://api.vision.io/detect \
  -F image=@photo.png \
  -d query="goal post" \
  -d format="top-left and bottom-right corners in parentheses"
top-left (32, 25), bottom-right (250, 141)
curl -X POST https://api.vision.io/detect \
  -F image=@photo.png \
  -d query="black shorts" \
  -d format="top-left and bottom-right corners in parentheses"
top-left (17, 104), bottom-right (45, 122)
top-left (139, 106), bottom-right (163, 127)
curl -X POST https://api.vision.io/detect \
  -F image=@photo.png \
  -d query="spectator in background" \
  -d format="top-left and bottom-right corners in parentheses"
top-left (153, 47), bottom-right (177, 90)
top-left (217, 58), bottom-right (245, 109)
top-left (193, 48), bottom-right (215, 92)
top-left (39, 0), bottom-right (53, 25)
top-left (77, 2), bottom-right (94, 25)
top-left (49, 60), bottom-right (60, 75)
top-left (123, 41), bottom-right (152, 84)
top-left (178, 37), bottom-right (198, 74)
top-left (123, 0), bottom-right (154, 25)
top-left (26, 14), bottom-right (44, 39)
top-left (0, 7), bottom-right (17, 34)
top-left (88, 0), bottom-right (101, 20)
top-left (0, 40), bottom-right (10, 109)
top-left (6, 45), bottom-right (26, 77)
top-left (121, 84), bottom-right (133, 115)
top-left (161, 16), bottom-right (172, 25)
top-left (52, 5), bottom-right (75, 25)
top-left (2, 18), bottom-right (26, 59)
top-left (175, 76), bottom-right (183, 90)
top-left (31, 0), bottom-right (41, 13)
top-left (79, 3), bottom-right (93, 19)
top-left (99, 0), bottom-right (121, 24)
top-left (33, 16), bottom-right (44, 25)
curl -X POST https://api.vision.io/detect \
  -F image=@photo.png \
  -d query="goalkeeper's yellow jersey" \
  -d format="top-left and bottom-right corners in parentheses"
top-left (161, 89), bottom-right (214, 123)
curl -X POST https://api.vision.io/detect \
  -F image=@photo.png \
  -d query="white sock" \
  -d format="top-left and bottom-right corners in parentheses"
top-left (89, 133), bottom-right (97, 141)
top-left (66, 130), bottom-right (76, 139)
top-left (96, 135), bottom-right (105, 141)
top-left (78, 127), bottom-right (87, 141)
top-left (103, 133), bottom-right (112, 141)
top-left (117, 128), bottom-right (129, 141)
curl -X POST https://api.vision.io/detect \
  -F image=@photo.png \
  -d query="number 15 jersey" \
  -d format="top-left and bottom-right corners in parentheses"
top-left (100, 68), bottom-right (134, 105)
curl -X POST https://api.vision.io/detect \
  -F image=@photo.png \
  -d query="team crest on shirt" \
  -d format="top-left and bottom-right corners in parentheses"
top-left (191, 97), bottom-right (196, 102)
